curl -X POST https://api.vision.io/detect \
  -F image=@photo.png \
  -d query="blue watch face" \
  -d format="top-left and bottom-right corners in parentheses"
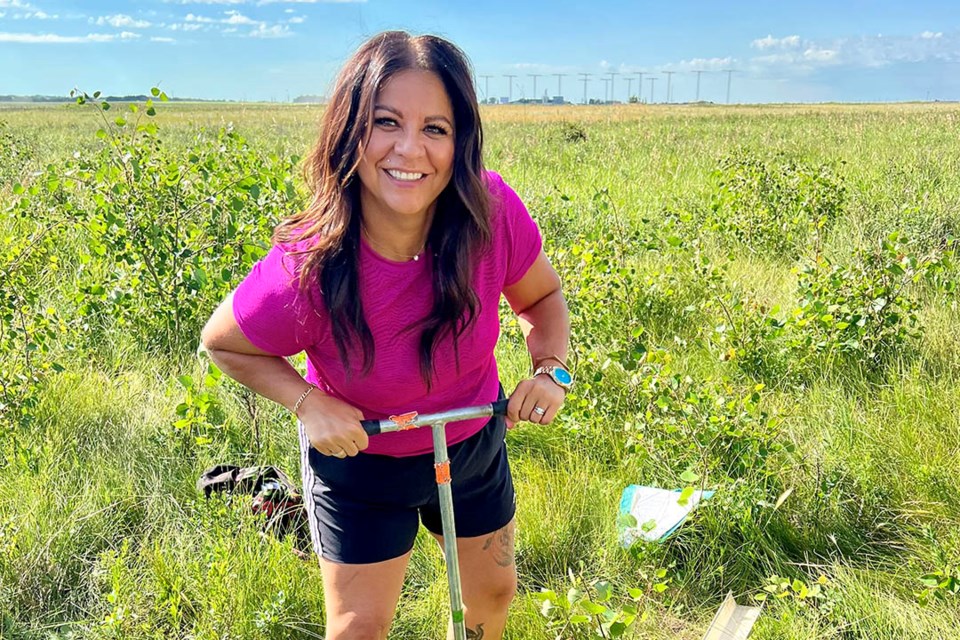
top-left (554, 368), bottom-right (573, 385)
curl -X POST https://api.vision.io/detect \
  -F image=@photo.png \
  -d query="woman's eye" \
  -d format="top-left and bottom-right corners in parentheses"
top-left (425, 124), bottom-right (449, 135)
top-left (374, 117), bottom-right (397, 127)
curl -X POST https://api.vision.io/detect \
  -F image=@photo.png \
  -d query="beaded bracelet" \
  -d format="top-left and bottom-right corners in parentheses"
top-left (292, 384), bottom-right (317, 416)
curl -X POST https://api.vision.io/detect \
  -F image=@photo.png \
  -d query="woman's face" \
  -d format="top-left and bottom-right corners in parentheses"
top-left (357, 69), bottom-right (456, 226)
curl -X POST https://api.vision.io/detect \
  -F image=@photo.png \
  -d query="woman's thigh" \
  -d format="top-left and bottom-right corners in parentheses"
top-left (319, 550), bottom-right (413, 639)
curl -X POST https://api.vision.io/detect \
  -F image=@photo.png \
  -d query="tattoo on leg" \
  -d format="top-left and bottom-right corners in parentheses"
top-left (466, 623), bottom-right (485, 639)
top-left (481, 522), bottom-right (515, 568)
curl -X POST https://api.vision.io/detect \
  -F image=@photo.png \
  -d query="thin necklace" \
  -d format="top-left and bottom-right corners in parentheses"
top-left (361, 225), bottom-right (427, 262)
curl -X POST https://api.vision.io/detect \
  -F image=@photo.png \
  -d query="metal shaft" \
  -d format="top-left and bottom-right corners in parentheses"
top-left (432, 421), bottom-right (466, 640)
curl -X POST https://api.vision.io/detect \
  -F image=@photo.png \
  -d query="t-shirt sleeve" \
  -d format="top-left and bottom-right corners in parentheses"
top-left (492, 173), bottom-right (543, 287)
top-left (232, 244), bottom-right (323, 356)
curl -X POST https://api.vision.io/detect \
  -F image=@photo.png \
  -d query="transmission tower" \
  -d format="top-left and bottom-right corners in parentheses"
top-left (692, 70), bottom-right (704, 102)
top-left (636, 72), bottom-right (645, 102)
top-left (553, 73), bottom-right (567, 99)
top-left (579, 72), bottom-right (591, 104)
top-left (480, 75), bottom-right (493, 102)
top-left (648, 76), bottom-right (657, 103)
top-left (662, 71), bottom-right (675, 103)
top-left (528, 74), bottom-right (541, 102)
top-left (723, 69), bottom-right (736, 104)
top-left (504, 74), bottom-right (516, 103)
top-left (626, 77), bottom-right (634, 102)
top-left (608, 71), bottom-right (619, 102)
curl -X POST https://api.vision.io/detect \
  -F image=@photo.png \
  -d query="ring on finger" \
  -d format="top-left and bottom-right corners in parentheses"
top-left (332, 449), bottom-right (347, 458)
top-left (533, 406), bottom-right (546, 416)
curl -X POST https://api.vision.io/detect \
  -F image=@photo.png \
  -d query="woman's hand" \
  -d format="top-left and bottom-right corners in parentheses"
top-left (507, 374), bottom-right (566, 425)
top-left (297, 392), bottom-right (370, 458)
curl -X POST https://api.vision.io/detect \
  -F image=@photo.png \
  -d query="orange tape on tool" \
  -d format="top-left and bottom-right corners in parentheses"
top-left (434, 461), bottom-right (451, 485)
top-left (389, 411), bottom-right (418, 431)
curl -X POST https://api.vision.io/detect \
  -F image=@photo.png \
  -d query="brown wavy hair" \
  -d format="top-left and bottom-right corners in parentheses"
top-left (273, 31), bottom-right (490, 387)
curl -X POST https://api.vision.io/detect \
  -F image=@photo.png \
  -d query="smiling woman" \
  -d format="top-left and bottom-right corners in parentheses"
top-left (199, 30), bottom-right (571, 640)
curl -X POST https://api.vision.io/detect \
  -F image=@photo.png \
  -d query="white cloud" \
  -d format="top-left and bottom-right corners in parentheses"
top-left (168, 22), bottom-right (204, 31)
top-left (151, 36), bottom-right (175, 43)
top-left (666, 56), bottom-right (736, 72)
top-left (747, 30), bottom-right (959, 74)
top-left (803, 47), bottom-right (837, 62)
top-left (752, 34), bottom-right (801, 50)
top-left (185, 13), bottom-right (216, 23)
top-left (93, 14), bottom-right (151, 29)
top-left (223, 10), bottom-right (257, 25)
top-left (0, 31), bottom-right (133, 43)
top-left (287, 15), bottom-right (305, 24)
top-left (248, 23), bottom-right (290, 38)
top-left (0, 1), bottom-right (32, 8)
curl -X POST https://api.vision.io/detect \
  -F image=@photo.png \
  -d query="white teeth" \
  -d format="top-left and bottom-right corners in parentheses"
top-left (386, 169), bottom-right (424, 181)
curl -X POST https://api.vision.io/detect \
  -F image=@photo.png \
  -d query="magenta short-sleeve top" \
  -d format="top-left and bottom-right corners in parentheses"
top-left (232, 171), bottom-right (542, 456)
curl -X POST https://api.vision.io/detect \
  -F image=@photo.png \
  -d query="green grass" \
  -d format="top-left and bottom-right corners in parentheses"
top-left (3, 101), bottom-right (960, 638)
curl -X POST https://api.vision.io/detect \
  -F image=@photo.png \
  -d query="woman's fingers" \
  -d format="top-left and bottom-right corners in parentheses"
top-left (509, 377), bottom-right (565, 424)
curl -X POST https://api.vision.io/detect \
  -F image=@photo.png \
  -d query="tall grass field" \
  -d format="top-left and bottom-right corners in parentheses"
top-left (2, 97), bottom-right (959, 639)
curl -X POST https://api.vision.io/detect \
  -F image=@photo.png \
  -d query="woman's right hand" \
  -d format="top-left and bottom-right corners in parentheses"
top-left (297, 392), bottom-right (370, 458)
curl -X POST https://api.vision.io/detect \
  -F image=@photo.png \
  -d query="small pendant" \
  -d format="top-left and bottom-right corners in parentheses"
top-left (413, 254), bottom-right (419, 261)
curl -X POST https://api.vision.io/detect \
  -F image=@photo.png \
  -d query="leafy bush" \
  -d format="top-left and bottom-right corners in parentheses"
top-left (62, 89), bottom-right (302, 354)
top-left (709, 233), bottom-right (955, 383)
top-left (0, 120), bottom-right (33, 186)
top-left (710, 153), bottom-right (846, 258)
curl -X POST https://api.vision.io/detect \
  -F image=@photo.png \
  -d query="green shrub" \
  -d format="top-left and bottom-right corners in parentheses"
top-left (710, 153), bottom-right (846, 258)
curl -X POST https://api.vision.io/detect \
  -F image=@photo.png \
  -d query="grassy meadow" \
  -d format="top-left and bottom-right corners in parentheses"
top-left (2, 98), bottom-right (960, 639)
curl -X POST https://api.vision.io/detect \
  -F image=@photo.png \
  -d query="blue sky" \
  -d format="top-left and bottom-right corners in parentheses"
top-left (1, 0), bottom-right (958, 103)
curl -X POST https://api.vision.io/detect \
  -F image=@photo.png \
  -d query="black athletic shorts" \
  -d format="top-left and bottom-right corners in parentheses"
top-left (298, 407), bottom-right (515, 564)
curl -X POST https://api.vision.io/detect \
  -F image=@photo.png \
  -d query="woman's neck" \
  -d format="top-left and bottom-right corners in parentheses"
top-left (360, 211), bottom-right (433, 262)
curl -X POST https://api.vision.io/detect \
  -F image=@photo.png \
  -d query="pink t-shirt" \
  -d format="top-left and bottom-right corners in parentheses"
top-left (233, 171), bottom-right (542, 456)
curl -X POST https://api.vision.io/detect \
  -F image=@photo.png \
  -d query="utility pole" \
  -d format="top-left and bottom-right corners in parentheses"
top-left (692, 70), bottom-right (704, 102)
top-left (504, 74), bottom-right (516, 103)
top-left (626, 77), bottom-right (634, 102)
top-left (528, 74), bottom-right (541, 102)
top-left (553, 73), bottom-right (567, 99)
top-left (723, 69), bottom-right (735, 104)
top-left (608, 71), bottom-right (619, 102)
top-left (579, 72), bottom-right (591, 104)
top-left (663, 71), bottom-right (675, 103)
top-left (480, 74), bottom-right (493, 102)
top-left (648, 76), bottom-right (657, 103)
top-left (636, 72), bottom-right (644, 102)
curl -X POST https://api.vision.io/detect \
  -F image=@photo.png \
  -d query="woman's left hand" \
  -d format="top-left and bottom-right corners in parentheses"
top-left (507, 374), bottom-right (566, 425)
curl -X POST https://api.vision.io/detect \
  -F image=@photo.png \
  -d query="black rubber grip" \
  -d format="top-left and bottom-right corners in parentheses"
top-left (359, 419), bottom-right (381, 436)
top-left (491, 398), bottom-right (509, 417)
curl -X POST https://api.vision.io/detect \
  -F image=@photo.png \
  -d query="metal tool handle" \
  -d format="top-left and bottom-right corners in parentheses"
top-left (359, 398), bottom-right (508, 436)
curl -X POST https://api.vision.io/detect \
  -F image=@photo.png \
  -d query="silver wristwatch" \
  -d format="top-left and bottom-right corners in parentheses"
top-left (533, 365), bottom-right (574, 391)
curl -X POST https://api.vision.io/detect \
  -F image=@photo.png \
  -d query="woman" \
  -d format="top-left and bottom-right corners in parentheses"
top-left (201, 31), bottom-right (571, 640)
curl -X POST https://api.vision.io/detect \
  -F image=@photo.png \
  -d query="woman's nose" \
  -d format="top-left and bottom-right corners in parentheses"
top-left (393, 128), bottom-right (424, 158)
